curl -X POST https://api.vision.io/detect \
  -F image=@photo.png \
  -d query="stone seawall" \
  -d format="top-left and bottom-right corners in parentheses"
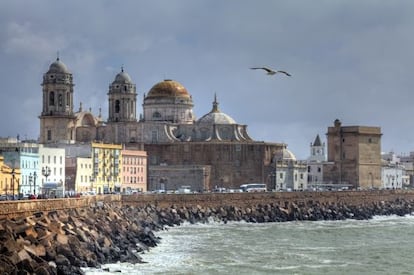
top-left (1, 190), bottom-right (414, 274)
top-left (2, 190), bottom-right (414, 218)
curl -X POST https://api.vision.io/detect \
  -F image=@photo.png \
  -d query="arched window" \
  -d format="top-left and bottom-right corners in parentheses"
top-left (49, 92), bottom-right (55, 106)
top-left (115, 100), bottom-right (120, 113)
top-left (58, 94), bottom-right (63, 106)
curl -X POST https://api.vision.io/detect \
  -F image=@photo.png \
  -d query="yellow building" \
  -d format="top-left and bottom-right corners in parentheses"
top-left (91, 142), bottom-right (122, 194)
top-left (0, 156), bottom-right (21, 198)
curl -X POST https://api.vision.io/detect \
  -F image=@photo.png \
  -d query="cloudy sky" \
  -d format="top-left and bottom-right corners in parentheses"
top-left (1, 1), bottom-right (414, 159)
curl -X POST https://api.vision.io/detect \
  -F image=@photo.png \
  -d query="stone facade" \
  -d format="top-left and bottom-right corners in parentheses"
top-left (324, 119), bottom-right (382, 189)
top-left (148, 164), bottom-right (210, 192)
top-left (145, 141), bottom-right (282, 190)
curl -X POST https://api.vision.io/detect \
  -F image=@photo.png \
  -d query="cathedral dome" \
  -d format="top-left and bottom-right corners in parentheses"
top-left (113, 69), bottom-right (132, 84)
top-left (47, 58), bottom-right (70, 74)
top-left (197, 95), bottom-right (236, 125)
top-left (146, 79), bottom-right (190, 99)
top-left (198, 111), bottom-right (236, 125)
top-left (274, 148), bottom-right (297, 161)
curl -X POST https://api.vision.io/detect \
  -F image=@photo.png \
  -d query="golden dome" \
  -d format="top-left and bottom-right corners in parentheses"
top-left (146, 79), bottom-right (190, 99)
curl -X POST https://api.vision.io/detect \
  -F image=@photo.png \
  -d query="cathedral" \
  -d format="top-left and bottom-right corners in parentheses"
top-left (39, 58), bottom-right (286, 191)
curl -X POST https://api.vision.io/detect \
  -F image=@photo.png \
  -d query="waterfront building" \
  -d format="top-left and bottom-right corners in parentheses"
top-left (398, 152), bottom-right (414, 187)
top-left (0, 138), bottom-right (39, 196)
top-left (121, 145), bottom-right (147, 193)
top-left (324, 119), bottom-right (382, 189)
top-left (272, 148), bottom-right (308, 191)
top-left (307, 134), bottom-right (326, 189)
top-left (75, 157), bottom-right (93, 194)
top-left (0, 156), bottom-right (20, 198)
top-left (91, 142), bottom-right (122, 194)
top-left (381, 152), bottom-right (408, 189)
top-left (38, 146), bottom-right (66, 197)
top-left (18, 146), bottom-right (39, 196)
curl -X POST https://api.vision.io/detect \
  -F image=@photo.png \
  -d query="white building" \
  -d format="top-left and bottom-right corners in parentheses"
top-left (307, 134), bottom-right (326, 189)
top-left (38, 145), bottom-right (66, 197)
top-left (75, 157), bottom-right (93, 194)
top-left (273, 148), bottom-right (307, 191)
top-left (381, 152), bottom-right (407, 189)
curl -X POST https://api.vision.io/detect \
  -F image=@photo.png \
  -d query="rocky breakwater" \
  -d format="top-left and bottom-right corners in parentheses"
top-left (1, 197), bottom-right (414, 274)
top-left (0, 202), bottom-right (165, 275)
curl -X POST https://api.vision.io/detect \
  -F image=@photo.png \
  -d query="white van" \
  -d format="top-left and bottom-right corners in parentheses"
top-left (177, 186), bottom-right (191, 193)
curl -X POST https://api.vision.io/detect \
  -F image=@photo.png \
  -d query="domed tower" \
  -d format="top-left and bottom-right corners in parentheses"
top-left (39, 57), bottom-right (75, 143)
top-left (143, 79), bottom-right (194, 124)
top-left (194, 94), bottom-right (252, 141)
top-left (107, 67), bottom-right (137, 122)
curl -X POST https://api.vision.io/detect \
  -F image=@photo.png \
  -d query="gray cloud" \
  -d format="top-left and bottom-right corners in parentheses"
top-left (1, 1), bottom-right (414, 159)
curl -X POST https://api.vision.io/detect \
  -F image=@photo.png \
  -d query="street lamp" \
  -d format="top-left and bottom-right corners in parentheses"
top-left (42, 166), bottom-right (51, 182)
top-left (33, 172), bottom-right (37, 195)
top-left (11, 169), bottom-right (15, 200)
top-left (29, 173), bottom-right (33, 195)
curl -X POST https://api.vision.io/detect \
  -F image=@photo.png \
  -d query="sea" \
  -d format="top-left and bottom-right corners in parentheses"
top-left (83, 215), bottom-right (414, 275)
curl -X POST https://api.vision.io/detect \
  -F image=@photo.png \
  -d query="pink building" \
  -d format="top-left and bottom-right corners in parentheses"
top-left (121, 148), bottom-right (147, 193)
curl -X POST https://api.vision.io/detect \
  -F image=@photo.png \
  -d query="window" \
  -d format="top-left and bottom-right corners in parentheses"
top-left (47, 130), bottom-right (52, 141)
top-left (49, 92), bottom-right (55, 106)
top-left (58, 94), bottom-right (63, 106)
top-left (115, 100), bottom-right (120, 113)
top-left (151, 131), bottom-right (158, 142)
top-left (153, 111), bottom-right (161, 119)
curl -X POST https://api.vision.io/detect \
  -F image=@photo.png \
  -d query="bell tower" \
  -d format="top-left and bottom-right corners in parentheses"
top-left (107, 67), bottom-right (137, 122)
top-left (309, 134), bottom-right (326, 162)
top-left (39, 57), bottom-right (75, 143)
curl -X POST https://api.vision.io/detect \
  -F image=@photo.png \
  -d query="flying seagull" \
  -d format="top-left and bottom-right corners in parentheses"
top-left (250, 67), bottom-right (291, 76)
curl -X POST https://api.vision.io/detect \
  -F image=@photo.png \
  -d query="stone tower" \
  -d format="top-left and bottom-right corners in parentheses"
top-left (107, 67), bottom-right (137, 123)
top-left (324, 119), bottom-right (382, 189)
top-left (39, 57), bottom-right (75, 143)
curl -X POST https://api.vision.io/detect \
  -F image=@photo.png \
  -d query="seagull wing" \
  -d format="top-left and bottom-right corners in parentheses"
top-left (250, 67), bottom-right (274, 73)
top-left (277, 70), bottom-right (291, 77)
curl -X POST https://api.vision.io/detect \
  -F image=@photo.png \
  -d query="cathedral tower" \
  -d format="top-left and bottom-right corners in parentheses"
top-left (39, 57), bottom-right (75, 143)
top-left (107, 68), bottom-right (137, 122)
